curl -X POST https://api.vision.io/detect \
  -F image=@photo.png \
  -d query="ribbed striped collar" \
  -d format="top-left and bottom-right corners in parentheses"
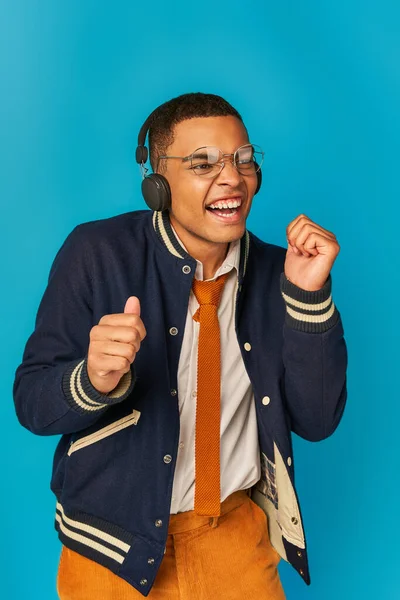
top-left (152, 210), bottom-right (250, 283)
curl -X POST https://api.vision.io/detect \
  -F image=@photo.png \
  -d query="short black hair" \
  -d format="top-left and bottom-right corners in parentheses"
top-left (148, 92), bottom-right (244, 173)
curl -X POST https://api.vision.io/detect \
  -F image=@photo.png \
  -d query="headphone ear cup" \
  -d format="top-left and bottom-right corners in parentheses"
top-left (135, 145), bottom-right (148, 164)
top-left (141, 174), bottom-right (171, 211)
top-left (254, 164), bottom-right (262, 195)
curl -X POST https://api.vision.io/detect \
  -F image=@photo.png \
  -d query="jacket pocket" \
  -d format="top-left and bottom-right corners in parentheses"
top-left (67, 409), bottom-right (141, 456)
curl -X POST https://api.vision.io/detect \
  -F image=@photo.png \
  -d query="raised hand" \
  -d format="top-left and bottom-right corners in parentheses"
top-left (285, 214), bottom-right (340, 291)
top-left (87, 296), bottom-right (146, 394)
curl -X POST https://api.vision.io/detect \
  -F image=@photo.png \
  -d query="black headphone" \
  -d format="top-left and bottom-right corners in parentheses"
top-left (135, 108), bottom-right (262, 212)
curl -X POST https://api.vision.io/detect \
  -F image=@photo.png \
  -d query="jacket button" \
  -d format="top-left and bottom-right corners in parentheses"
top-left (297, 550), bottom-right (302, 558)
top-left (291, 517), bottom-right (298, 525)
top-left (244, 342), bottom-right (251, 351)
top-left (287, 457), bottom-right (292, 466)
top-left (170, 389), bottom-right (177, 396)
top-left (299, 569), bottom-right (304, 576)
top-left (155, 519), bottom-right (163, 527)
top-left (147, 557), bottom-right (155, 565)
top-left (262, 396), bottom-right (270, 405)
top-left (163, 454), bottom-right (172, 464)
top-left (169, 327), bottom-right (178, 336)
top-left (140, 579), bottom-right (148, 586)
top-left (182, 265), bottom-right (191, 274)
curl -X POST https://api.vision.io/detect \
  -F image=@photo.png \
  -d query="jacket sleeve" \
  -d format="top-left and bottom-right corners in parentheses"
top-left (13, 225), bottom-right (135, 436)
top-left (279, 272), bottom-right (348, 442)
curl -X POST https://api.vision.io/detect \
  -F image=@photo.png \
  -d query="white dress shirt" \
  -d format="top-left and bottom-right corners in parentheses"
top-left (170, 231), bottom-right (261, 514)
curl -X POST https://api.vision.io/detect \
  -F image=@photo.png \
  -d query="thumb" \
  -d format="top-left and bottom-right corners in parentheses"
top-left (124, 296), bottom-right (141, 316)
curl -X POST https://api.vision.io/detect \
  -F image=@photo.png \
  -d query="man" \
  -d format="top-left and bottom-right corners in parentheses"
top-left (13, 92), bottom-right (347, 599)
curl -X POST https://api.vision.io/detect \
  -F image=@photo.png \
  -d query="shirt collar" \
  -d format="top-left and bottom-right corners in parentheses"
top-left (169, 223), bottom-right (240, 281)
top-left (151, 209), bottom-right (250, 284)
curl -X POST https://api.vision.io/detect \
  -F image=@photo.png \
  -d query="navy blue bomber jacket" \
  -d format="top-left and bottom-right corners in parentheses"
top-left (13, 209), bottom-right (348, 596)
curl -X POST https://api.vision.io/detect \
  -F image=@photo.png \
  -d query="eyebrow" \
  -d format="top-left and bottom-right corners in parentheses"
top-left (189, 152), bottom-right (210, 160)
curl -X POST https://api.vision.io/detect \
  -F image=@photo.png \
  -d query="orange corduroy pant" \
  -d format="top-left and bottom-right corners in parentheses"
top-left (57, 490), bottom-right (286, 600)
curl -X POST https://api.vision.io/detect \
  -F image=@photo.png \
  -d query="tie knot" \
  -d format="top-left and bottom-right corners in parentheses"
top-left (192, 273), bottom-right (229, 312)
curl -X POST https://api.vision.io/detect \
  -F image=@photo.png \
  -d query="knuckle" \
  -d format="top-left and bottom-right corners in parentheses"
top-left (89, 326), bottom-right (99, 340)
top-left (118, 357), bottom-right (129, 371)
top-left (127, 329), bottom-right (137, 344)
top-left (127, 345), bottom-right (136, 361)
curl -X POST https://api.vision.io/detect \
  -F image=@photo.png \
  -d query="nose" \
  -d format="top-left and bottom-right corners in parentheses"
top-left (216, 158), bottom-right (243, 187)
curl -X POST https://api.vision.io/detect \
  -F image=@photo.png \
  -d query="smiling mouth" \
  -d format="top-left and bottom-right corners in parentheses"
top-left (206, 198), bottom-right (242, 218)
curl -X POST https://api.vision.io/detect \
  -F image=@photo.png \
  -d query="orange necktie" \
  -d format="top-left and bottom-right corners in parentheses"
top-left (192, 273), bottom-right (229, 517)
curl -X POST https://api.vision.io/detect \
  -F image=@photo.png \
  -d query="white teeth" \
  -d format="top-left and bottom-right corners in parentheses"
top-left (214, 210), bottom-right (236, 218)
top-left (208, 199), bottom-right (242, 210)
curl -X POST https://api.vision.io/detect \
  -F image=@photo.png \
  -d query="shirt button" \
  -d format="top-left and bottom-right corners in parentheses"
top-left (262, 396), bottom-right (270, 405)
top-left (192, 390), bottom-right (197, 397)
top-left (147, 557), bottom-right (155, 565)
top-left (163, 454), bottom-right (172, 464)
top-left (155, 519), bottom-right (163, 527)
top-left (291, 517), bottom-right (298, 525)
top-left (182, 265), bottom-right (191, 274)
top-left (140, 579), bottom-right (148, 586)
top-left (169, 327), bottom-right (178, 336)
top-left (244, 342), bottom-right (251, 351)
top-left (179, 442), bottom-right (184, 449)
top-left (170, 389), bottom-right (177, 396)
top-left (287, 457), bottom-right (292, 466)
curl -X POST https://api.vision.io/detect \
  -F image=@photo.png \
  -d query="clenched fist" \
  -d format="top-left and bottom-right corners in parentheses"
top-left (87, 297), bottom-right (146, 394)
top-left (285, 214), bottom-right (340, 291)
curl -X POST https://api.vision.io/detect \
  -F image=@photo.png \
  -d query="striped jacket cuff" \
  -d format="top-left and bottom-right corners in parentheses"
top-left (280, 273), bottom-right (339, 333)
top-left (62, 358), bottom-right (135, 415)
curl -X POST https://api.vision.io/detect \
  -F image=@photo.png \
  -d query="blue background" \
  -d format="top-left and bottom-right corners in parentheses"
top-left (2, 1), bottom-right (399, 598)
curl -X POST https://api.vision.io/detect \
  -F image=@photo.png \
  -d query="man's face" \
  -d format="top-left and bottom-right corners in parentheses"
top-left (161, 116), bottom-right (258, 250)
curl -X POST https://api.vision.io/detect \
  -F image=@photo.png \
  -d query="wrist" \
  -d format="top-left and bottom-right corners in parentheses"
top-left (279, 272), bottom-right (339, 333)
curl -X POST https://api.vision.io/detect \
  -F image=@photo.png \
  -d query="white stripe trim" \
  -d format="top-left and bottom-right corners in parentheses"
top-left (281, 292), bottom-right (333, 312)
top-left (56, 514), bottom-right (126, 564)
top-left (56, 503), bottom-right (131, 553)
top-left (155, 212), bottom-right (184, 258)
top-left (75, 362), bottom-right (109, 408)
top-left (243, 231), bottom-right (250, 276)
top-left (69, 361), bottom-right (105, 412)
top-left (286, 301), bottom-right (336, 323)
top-left (67, 362), bottom-right (107, 412)
top-left (67, 409), bottom-right (141, 456)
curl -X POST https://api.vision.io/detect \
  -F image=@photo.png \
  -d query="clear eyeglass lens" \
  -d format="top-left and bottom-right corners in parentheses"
top-left (190, 145), bottom-right (264, 177)
top-left (235, 144), bottom-right (264, 174)
top-left (190, 147), bottom-right (221, 176)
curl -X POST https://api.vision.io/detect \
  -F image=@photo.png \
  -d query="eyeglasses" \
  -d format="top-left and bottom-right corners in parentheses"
top-left (156, 143), bottom-right (264, 178)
